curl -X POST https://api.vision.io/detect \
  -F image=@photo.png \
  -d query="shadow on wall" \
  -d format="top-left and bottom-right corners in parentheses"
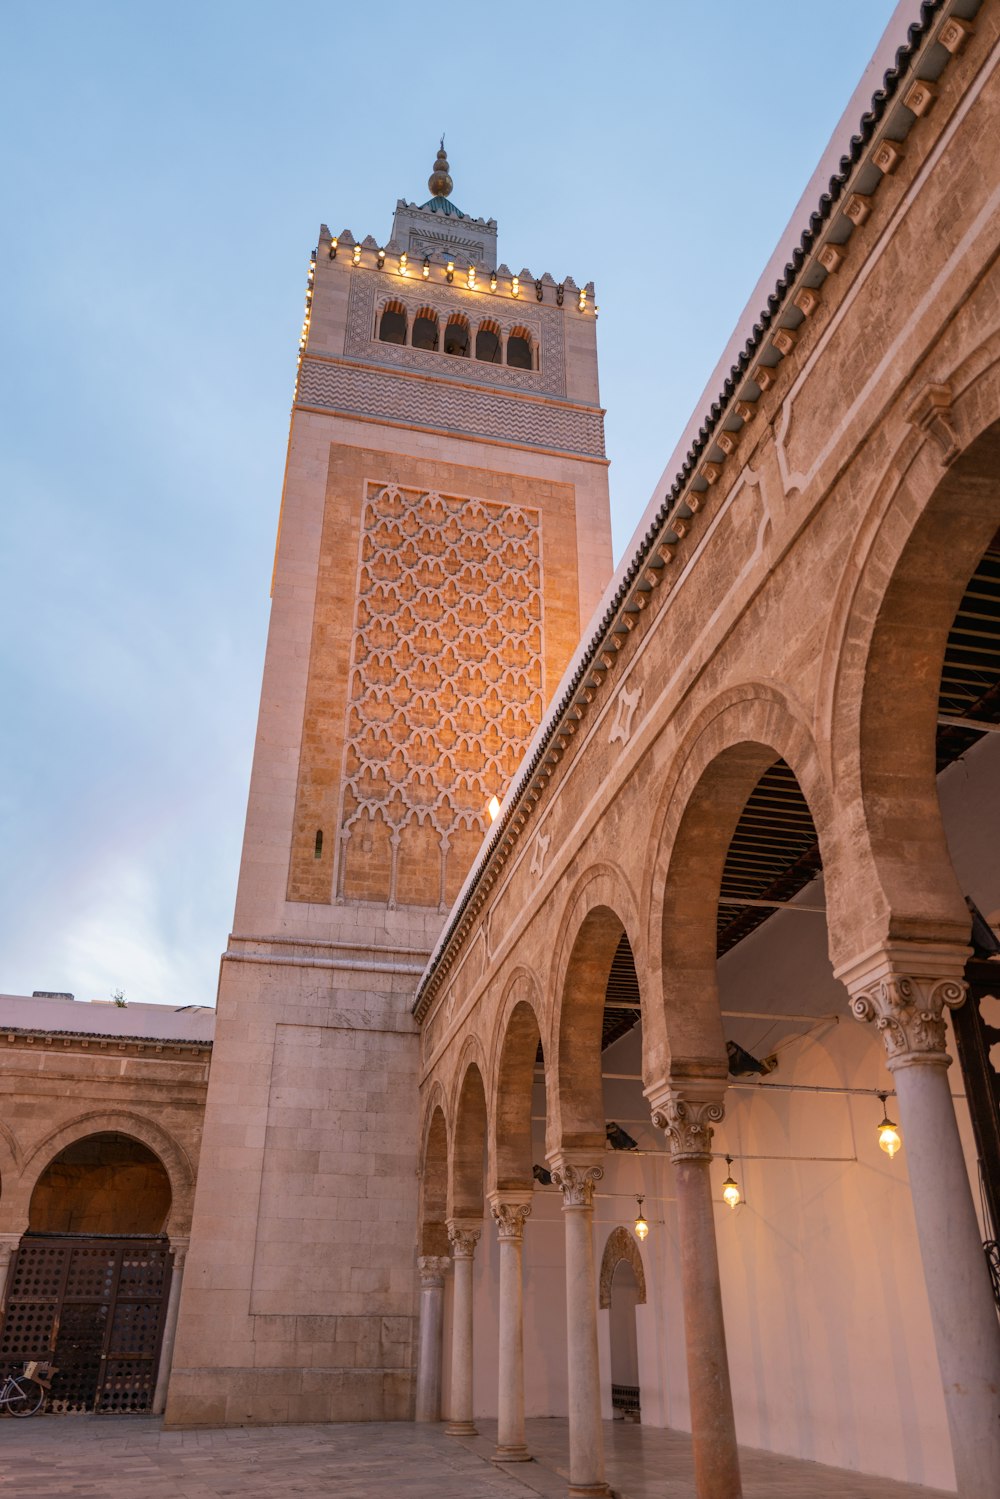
top-left (29, 1132), bottom-right (172, 1235)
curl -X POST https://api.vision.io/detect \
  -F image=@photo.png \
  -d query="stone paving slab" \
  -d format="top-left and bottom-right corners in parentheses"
top-left (0, 1418), bottom-right (528, 1499)
top-left (0, 1414), bottom-right (956, 1499)
top-left (478, 1417), bottom-right (956, 1499)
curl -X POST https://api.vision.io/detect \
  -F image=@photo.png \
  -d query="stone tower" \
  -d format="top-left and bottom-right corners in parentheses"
top-left (165, 147), bottom-right (612, 1426)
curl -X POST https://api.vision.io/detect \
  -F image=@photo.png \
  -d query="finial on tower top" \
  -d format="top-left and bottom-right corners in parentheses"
top-left (428, 138), bottom-right (453, 199)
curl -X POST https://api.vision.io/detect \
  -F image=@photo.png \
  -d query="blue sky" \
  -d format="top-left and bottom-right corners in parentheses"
top-left (1, 1), bottom-right (897, 1006)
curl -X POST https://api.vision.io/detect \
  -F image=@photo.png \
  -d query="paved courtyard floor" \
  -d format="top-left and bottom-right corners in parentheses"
top-left (0, 1414), bottom-right (955, 1499)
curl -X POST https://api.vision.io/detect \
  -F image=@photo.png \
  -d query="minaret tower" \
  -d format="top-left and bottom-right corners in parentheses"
top-left (165, 149), bottom-right (612, 1426)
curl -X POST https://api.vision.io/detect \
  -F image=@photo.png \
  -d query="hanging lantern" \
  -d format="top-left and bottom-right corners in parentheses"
top-left (721, 1155), bottom-right (741, 1210)
top-left (877, 1092), bottom-right (902, 1158)
top-left (634, 1195), bottom-right (649, 1241)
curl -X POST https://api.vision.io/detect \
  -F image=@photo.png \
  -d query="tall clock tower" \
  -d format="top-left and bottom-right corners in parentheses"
top-left (166, 147), bottom-right (612, 1426)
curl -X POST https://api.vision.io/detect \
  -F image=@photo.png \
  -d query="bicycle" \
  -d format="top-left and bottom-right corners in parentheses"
top-left (0, 1361), bottom-right (53, 1416)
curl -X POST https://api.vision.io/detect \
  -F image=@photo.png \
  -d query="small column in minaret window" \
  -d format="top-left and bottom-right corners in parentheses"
top-left (444, 1220), bottom-right (481, 1436)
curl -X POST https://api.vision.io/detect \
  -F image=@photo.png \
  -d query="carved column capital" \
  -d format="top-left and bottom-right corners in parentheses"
top-left (446, 1221), bottom-right (482, 1260)
top-left (837, 942), bottom-right (969, 1072)
top-left (549, 1160), bottom-right (603, 1208)
top-left (417, 1254), bottom-right (452, 1288)
top-left (490, 1200), bottom-right (532, 1241)
top-left (168, 1235), bottom-right (191, 1273)
top-left (651, 1094), bottom-right (725, 1162)
top-left (849, 974), bottom-right (966, 1069)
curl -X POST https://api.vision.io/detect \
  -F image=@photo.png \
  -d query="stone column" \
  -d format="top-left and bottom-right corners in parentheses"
top-left (445, 1221), bottom-right (481, 1436)
top-left (550, 1159), bottom-right (610, 1499)
top-left (650, 1088), bottom-right (742, 1499)
top-left (415, 1255), bottom-right (451, 1422)
top-left (152, 1236), bottom-right (189, 1416)
top-left (0, 1232), bottom-right (22, 1316)
top-left (840, 941), bottom-right (1000, 1499)
top-left (490, 1195), bottom-right (533, 1462)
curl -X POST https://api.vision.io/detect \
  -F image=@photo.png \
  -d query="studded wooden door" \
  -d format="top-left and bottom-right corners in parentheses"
top-left (0, 1234), bottom-right (172, 1412)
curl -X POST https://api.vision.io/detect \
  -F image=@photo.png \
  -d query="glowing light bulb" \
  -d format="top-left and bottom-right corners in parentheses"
top-left (877, 1094), bottom-right (902, 1157)
top-left (634, 1196), bottom-right (649, 1241)
top-left (721, 1156), bottom-right (741, 1210)
top-left (488, 794), bottom-right (501, 823)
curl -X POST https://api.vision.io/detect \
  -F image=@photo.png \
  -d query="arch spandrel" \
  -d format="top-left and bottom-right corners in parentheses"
top-left (547, 863), bottom-right (643, 1160)
top-left (643, 687), bottom-right (837, 1085)
top-left (828, 377), bottom-right (1000, 960)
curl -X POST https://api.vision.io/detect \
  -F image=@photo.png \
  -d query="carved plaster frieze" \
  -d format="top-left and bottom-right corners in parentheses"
top-left (417, 1254), bottom-right (452, 1287)
top-left (651, 1094), bottom-right (725, 1162)
top-left (609, 683), bottom-right (642, 748)
top-left (345, 273), bottom-right (568, 398)
top-left (447, 1222), bottom-right (482, 1259)
top-left (491, 1201), bottom-right (532, 1241)
top-left (905, 381), bottom-right (960, 465)
top-left (849, 973), bottom-right (967, 1069)
top-left (529, 828), bottom-right (551, 880)
top-left (550, 1161), bottom-right (603, 1208)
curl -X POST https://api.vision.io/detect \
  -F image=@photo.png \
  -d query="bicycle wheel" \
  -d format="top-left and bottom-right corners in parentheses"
top-left (6, 1377), bottom-right (45, 1416)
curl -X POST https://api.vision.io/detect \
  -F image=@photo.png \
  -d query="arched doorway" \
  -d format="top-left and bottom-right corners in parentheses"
top-left (599, 1226), bottom-right (646, 1423)
top-left (609, 1262), bottom-right (641, 1421)
top-left (0, 1133), bottom-right (174, 1413)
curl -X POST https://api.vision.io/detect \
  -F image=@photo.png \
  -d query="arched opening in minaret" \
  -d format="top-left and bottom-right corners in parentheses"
top-left (412, 310), bottom-right (439, 351)
top-left (476, 321), bottom-right (502, 364)
top-left (444, 317), bottom-right (470, 358)
top-left (378, 301), bottom-right (407, 345)
top-left (507, 328), bottom-right (533, 370)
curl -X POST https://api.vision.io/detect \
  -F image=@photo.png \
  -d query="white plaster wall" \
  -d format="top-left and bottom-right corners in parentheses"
top-left (466, 733), bottom-right (999, 1489)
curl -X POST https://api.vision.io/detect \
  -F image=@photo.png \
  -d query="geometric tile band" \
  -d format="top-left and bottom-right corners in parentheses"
top-left (297, 358), bottom-right (606, 460)
top-left (336, 482), bottom-right (544, 909)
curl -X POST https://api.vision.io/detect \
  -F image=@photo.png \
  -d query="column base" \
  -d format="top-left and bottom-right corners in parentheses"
top-left (567, 1485), bottom-right (611, 1498)
top-left (444, 1420), bottom-right (478, 1436)
top-left (493, 1445), bottom-right (532, 1463)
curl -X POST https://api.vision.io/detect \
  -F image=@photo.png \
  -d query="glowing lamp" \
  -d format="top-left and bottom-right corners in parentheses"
top-left (877, 1093), bottom-right (902, 1157)
top-left (721, 1155), bottom-right (741, 1210)
top-left (352, 245), bottom-right (361, 266)
top-left (634, 1196), bottom-right (649, 1242)
top-left (490, 270), bottom-right (498, 291)
top-left (488, 794), bottom-right (501, 822)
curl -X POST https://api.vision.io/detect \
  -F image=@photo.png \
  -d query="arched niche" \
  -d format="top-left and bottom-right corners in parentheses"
top-left (598, 1225), bottom-right (647, 1310)
top-left (29, 1132), bottom-right (171, 1235)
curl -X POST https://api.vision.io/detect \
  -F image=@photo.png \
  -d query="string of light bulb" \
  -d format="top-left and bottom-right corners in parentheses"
top-left (322, 234), bottom-right (595, 311)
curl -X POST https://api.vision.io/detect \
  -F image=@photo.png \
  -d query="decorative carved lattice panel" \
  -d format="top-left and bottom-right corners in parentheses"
top-left (0, 1235), bottom-right (171, 1414)
top-left (337, 482), bottom-right (544, 909)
